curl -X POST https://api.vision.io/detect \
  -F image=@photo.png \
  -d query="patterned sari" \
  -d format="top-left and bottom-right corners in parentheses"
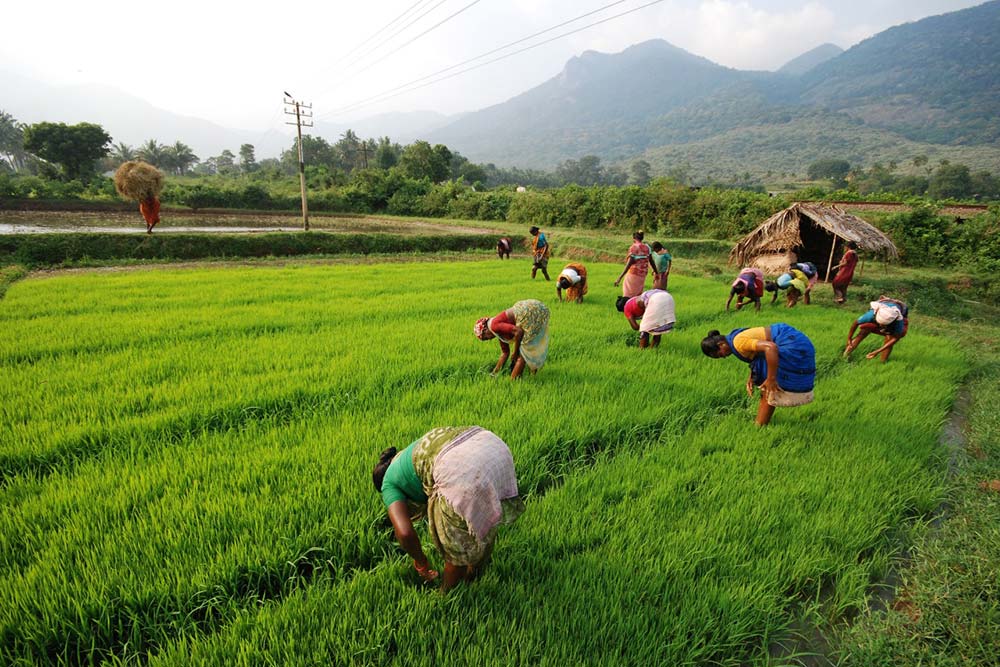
top-left (411, 427), bottom-right (525, 566)
top-left (490, 299), bottom-right (550, 371)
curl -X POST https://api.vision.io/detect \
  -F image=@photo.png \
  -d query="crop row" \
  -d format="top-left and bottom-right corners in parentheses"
top-left (0, 260), bottom-right (966, 665)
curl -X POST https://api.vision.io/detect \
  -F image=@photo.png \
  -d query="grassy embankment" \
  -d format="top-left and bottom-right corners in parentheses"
top-left (0, 258), bottom-right (975, 665)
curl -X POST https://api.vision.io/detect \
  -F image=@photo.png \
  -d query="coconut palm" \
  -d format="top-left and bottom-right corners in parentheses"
top-left (168, 141), bottom-right (198, 176)
top-left (137, 139), bottom-right (165, 167)
top-left (110, 142), bottom-right (136, 163)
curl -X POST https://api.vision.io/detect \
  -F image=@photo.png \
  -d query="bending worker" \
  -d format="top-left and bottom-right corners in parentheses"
top-left (474, 299), bottom-right (550, 379)
top-left (844, 297), bottom-right (909, 362)
top-left (556, 262), bottom-right (588, 304)
top-left (701, 323), bottom-right (816, 426)
top-left (373, 426), bottom-right (524, 592)
top-left (727, 267), bottom-right (765, 312)
top-left (623, 289), bottom-right (676, 349)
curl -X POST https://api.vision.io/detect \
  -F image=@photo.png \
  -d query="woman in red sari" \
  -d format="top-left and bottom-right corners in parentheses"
top-left (139, 195), bottom-right (160, 234)
top-left (831, 241), bottom-right (858, 304)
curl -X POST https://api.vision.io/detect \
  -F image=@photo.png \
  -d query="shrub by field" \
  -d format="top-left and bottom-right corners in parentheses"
top-left (0, 260), bottom-right (966, 665)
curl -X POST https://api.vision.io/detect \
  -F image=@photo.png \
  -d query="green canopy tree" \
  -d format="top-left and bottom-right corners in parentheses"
top-left (239, 144), bottom-right (257, 173)
top-left (22, 121), bottom-right (110, 180)
top-left (137, 139), bottom-right (166, 167)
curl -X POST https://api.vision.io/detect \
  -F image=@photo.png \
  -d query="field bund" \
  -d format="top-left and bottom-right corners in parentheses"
top-left (0, 260), bottom-right (966, 665)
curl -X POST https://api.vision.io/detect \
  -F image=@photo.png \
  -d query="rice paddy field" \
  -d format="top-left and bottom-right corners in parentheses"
top-left (0, 258), bottom-right (968, 665)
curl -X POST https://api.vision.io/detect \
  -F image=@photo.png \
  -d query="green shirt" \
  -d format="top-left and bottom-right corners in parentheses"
top-left (381, 441), bottom-right (426, 508)
top-left (651, 251), bottom-right (672, 273)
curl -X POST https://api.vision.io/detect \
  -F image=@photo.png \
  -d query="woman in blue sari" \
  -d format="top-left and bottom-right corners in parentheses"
top-left (701, 323), bottom-right (816, 426)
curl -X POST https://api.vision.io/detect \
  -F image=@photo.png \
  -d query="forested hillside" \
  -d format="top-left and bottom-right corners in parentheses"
top-left (428, 2), bottom-right (1000, 176)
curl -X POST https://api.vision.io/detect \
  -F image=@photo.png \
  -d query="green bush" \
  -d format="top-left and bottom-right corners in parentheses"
top-left (0, 233), bottom-right (496, 268)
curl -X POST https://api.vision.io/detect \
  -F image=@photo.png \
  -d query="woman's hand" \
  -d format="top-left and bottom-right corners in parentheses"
top-left (414, 560), bottom-right (439, 582)
top-left (746, 375), bottom-right (754, 397)
top-left (865, 350), bottom-right (880, 360)
top-left (762, 377), bottom-right (779, 395)
top-left (614, 278), bottom-right (621, 287)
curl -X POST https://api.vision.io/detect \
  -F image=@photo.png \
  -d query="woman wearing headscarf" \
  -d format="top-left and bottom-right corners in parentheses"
top-left (701, 323), bottom-right (816, 426)
top-left (373, 426), bottom-right (525, 592)
top-left (844, 297), bottom-right (909, 362)
top-left (614, 231), bottom-right (651, 297)
top-left (556, 262), bottom-right (588, 304)
top-left (831, 241), bottom-right (859, 304)
top-left (474, 299), bottom-right (550, 378)
top-left (726, 267), bottom-right (765, 312)
top-left (623, 289), bottom-right (676, 349)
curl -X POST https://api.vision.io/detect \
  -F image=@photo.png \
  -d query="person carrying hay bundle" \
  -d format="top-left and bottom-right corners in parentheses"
top-left (114, 160), bottom-right (164, 233)
top-left (701, 323), bottom-right (816, 426)
top-left (372, 426), bottom-right (525, 592)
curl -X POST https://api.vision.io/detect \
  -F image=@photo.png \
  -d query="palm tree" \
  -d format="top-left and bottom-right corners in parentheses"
top-left (0, 110), bottom-right (27, 171)
top-left (169, 141), bottom-right (198, 175)
top-left (110, 142), bottom-right (135, 162)
top-left (137, 139), bottom-right (165, 167)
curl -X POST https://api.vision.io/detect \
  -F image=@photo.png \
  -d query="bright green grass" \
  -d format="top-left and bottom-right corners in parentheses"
top-left (0, 259), bottom-right (967, 665)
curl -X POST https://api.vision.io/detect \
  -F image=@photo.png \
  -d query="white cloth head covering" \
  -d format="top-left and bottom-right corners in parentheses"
top-left (871, 301), bottom-right (902, 326)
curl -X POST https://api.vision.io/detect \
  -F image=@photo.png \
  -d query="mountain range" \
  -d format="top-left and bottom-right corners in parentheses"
top-left (424, 0), bottom-right (1000, 176)
top-left (2, 1), bottom-right (999, 178)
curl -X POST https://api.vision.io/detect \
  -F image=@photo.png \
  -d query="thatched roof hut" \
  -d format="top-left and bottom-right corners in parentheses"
top-left (730, 202), bottom-right (898, 279)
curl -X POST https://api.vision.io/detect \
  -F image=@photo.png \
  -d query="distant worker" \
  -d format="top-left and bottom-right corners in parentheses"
top-left (497, 237), bottom-right (512, 260)
top-left (701, 323), bottom-right (816, 426)
top-left (556, 262), bottom-right (588, 304)
top-left (623, 289), bottom-right (676, 349)
top-left (474, 299), bottom-right (550, 378)
top-left (844, 297), bottom-right (909, 362)
top-left (831, 241), bottom-right (859, 304)
top-left (372, 426), bottom-right (524, 592)
top-left (650, 241), bottom-right (672, 290)
top-left (529, 226), bottom-right (550, 280)
top-left (726, 267), bottom-right (765, 312)
top-left (614, 230), bottom-right (651, 297)
top-left (783, 266), bottom-right (813, 307)
top-left (113, 160), bottom-right (164, 234)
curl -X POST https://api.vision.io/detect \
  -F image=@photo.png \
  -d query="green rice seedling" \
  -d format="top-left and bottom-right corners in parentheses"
top-left (0, 259), bottom-right (967, 665)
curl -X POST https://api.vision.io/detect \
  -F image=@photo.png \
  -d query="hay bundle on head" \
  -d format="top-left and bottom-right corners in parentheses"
top-left (114, 160), bottom-right (164, 201)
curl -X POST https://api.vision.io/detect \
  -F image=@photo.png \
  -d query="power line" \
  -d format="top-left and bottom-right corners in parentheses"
top-left (336, 0), bottom-right (451, 80)
top-left (344, 0), bottom-right (485, 83)
top-left (321, 0), bottom-right (666, 119)
top-left (316, 0), bottom-right (627, 116)
top-left (334, 0), bottom-right (430, 67)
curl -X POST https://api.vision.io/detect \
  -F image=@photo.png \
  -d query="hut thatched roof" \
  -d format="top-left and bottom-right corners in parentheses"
top-left (729, 202), bottom-right (898, 267)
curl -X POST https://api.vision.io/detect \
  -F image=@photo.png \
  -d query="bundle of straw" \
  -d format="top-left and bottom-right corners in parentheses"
top-left (113, 161), bottom-right (164, 201)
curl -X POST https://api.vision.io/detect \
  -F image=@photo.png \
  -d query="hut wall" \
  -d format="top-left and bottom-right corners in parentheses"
top-left (753, 251), bottom-right (797, 275)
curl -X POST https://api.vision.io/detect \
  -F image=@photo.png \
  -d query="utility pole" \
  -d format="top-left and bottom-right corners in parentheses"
top-left (358, 142), bottom-right (370, 170)
top-left (284, 93), bottom-right (313, 230)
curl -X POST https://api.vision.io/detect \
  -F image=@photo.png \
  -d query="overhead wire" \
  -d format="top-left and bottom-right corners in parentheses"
top-left (315, 0), bottom-right (627, 116)
top-left (319, 0), bottom-right (667, 119)
top-left (333, 0), bottom-right (430, 67)
top-left (342, 0), bottom-right (485, 83)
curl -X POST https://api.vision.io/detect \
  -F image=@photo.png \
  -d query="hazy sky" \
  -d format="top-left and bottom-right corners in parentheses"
top-left (0, 0), bottom-right (984, 131)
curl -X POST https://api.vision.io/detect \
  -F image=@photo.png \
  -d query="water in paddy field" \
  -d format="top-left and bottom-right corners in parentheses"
top-left (0, 223), bottom-right (301, 234)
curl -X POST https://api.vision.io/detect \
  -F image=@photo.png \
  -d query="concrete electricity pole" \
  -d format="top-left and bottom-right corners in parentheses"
top-left (284, 93), bottom-right (313, 230)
